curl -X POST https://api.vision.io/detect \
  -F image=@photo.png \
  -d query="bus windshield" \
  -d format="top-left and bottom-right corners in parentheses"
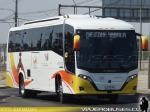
top-left (76, 30), bottom-right (138, 73)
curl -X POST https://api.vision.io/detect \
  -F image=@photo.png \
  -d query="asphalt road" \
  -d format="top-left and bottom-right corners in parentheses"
top-left (0, 87), bottom-right (149, 110)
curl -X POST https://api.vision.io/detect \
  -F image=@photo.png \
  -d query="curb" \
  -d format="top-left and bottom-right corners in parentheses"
top-left (0, 80), bottom-right (8, 89)
top-left (0, 87), bottom-right (9, 89)
top-left (137, 89), bottom-right (150, 94)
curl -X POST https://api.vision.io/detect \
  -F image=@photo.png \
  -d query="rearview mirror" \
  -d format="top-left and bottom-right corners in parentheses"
top-left (73, 35), bottom-right (80, 51)
top-left (141, 35), bottom-right (148, 51)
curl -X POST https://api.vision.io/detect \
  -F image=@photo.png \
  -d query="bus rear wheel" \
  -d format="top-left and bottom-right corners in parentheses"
top-left (19, 75), bottom-right (37, 98)
top-left (19, 75), bottom-right (27, 97)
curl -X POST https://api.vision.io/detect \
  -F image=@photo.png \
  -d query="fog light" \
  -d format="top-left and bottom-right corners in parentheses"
top-left (133, 86), bottom-right (137, 90)
top-left (79, 86), bottom-right (84, 91)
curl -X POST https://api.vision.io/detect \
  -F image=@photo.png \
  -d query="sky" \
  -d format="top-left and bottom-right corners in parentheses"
top-left (0, 0), bottom-right (102, 44)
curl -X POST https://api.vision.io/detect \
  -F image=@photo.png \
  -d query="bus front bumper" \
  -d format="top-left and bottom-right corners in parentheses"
top-left (68, 75), bottom-right (138, 95)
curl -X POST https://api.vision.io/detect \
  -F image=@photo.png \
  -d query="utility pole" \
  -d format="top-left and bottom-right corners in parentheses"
top-left (139, 0), bottom-right (142, 70)
top-left (148, 24), bottom-right (150, 89)
top-left (15, 0), bottom-right (18, 27)
top-left (72, 0), bottom-right (77, 14)
top-left (58, 4), bottom-right (61, 16)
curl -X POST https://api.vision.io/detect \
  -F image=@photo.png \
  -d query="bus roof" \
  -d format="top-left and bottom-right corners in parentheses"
top-left (65, 15), bottom-right (134, 30)
top-left (9, 15), bottom-right (134, 31)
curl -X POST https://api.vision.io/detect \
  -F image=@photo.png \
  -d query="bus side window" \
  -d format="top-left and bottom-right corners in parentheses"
top-left (41, 27), bottom-right (52, 50)
top-left (31, 28), bottom-right (43, 51)
top-left (8, 32), bottom-right (14, 52)
top-left (9, 31), bottom-right (22, 52)
top-left (36, 33), bottom-right (42, 50)
top-left (15, 32), bottom-right (22, 52)
top-left (21, 31), bottom-right (31, 51)
top-left (51, 25), bottom-right (63, 56)
top-left (48, 28), bottom-right (53, 50)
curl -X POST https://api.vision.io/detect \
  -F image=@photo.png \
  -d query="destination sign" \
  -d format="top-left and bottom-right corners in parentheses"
top-left (86, 32), bottom-right (127, 39)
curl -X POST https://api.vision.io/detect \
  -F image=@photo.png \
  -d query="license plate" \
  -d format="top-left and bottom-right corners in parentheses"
top-left (104, 84), bottom-right (115, 90)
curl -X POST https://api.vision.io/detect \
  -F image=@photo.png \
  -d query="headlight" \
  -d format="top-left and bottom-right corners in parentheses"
top-left (126, 74), bottom-right (137, 83)
top-left (78, 74), bottom-right (98, 91)
top-left (78, 74), bottom-right (93, 82)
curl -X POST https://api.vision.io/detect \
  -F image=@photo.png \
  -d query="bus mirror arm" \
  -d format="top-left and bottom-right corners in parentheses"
top-left (135, 32), bottom-right (142, 37)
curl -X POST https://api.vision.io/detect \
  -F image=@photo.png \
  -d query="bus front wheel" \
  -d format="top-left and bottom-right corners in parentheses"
top-left (57, 77), bottom-right (65, 103)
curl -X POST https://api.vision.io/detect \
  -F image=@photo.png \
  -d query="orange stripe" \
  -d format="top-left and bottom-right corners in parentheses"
top-left (52, 70), bottom-right (74, 85)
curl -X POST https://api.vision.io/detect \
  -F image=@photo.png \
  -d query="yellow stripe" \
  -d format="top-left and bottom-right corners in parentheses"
top-left (6, 72), bottom-right (14, 87)
top-left (0, 107), bottom-right (80, 112)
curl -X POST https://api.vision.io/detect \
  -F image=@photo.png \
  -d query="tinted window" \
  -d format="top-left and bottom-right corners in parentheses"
top-left (21, 30), bottom-right (31, 51)
top-left (30, 28), bottom-right (43, 51)
top-left (76, 30), bottom-right (138, 72)
top-left (41, 27), bottom-right (53, 50)
top-left (52, 25), bottom-right (63, 55)
top-left (8, 31), bottom-right (22, 52)
top-left (8, 32), bottom-right (14, 52)
top-left (8, 25), bottom-right (63, 54)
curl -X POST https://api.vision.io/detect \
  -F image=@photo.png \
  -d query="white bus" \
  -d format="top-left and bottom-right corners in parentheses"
top-left (7, 15), bottom-right (139, 103)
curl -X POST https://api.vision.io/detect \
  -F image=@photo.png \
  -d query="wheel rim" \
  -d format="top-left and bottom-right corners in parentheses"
top-left (20, 79), bottom-right (25, 95)
top-left (21, 86), bottom-right (25, 95)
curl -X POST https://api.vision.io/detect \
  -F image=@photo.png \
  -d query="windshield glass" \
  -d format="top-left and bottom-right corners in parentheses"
top-left (76, 30), bottom-right (138, 73)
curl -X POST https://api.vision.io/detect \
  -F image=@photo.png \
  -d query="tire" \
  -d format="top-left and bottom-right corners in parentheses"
top-left (56, 77), bottom-right (65, 103)
top-left (19, 75), bottom-right (37, 98)
top-left (55, 76), bottom-right (59, 96)
top-left (19, 75), bottom-right (26, 97)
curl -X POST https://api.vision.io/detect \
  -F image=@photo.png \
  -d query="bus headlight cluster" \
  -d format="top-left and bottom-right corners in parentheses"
top-left (78, 74), bottom-right (93, 83)
top-left (126, 74), bottom-right (137, 83)
top-left (78, 74), bottom-right (98, 91)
